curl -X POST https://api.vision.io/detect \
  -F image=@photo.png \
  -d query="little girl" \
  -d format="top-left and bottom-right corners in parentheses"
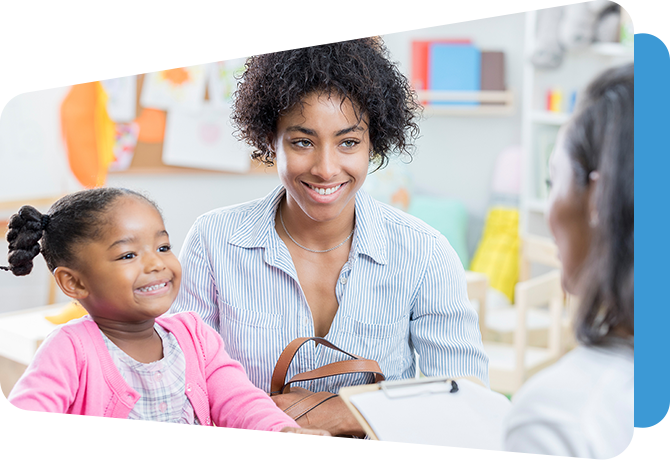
top-left (2, 187), bottom-right (327, 435)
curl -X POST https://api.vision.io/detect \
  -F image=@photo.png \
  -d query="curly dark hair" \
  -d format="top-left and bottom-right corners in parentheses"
top-left (1, 188), bottom-right (160, 276)
top-left (231, 37), bottom-right (422, 169)
top-left (564, 63), bottom-right (634, 346)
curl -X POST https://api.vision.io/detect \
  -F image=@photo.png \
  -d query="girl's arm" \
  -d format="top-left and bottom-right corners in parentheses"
top-left (195, 315), bottom-right (301, 432)
top-left (0, 329), bottom-right (139, 460)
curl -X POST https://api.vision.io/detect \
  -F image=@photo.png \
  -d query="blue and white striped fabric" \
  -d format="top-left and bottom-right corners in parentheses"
top-left (170, 185), bottom-right (489, 392)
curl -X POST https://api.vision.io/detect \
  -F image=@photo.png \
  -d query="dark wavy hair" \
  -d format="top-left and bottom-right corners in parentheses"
top-left (231, 37), bottom-right (422, 170)
top-left (563, 63), bottom-right (634, 346)
top-left (1, 188), bottom-right (159, 276)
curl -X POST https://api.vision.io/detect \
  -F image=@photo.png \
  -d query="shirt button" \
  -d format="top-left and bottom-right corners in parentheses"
top-left (303, 317), bottom-right (309, 326)
top-left (186, 384), bottom-right (192, 392)
top-left (340, 277), bottom-right (348, 285)
top-left (159, 402), bottom-right (167, 413)
top-left (154, 371), bottom-right (163, 382)
top-left (127, 393), bottom-right (133, 399)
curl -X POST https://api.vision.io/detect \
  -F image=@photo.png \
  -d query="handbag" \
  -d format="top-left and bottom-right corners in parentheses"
top-left (270, 337), bottom-right (385, 421)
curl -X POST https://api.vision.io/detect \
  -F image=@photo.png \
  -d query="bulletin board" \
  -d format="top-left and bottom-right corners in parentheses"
top-left (85, 0), bottom-right (378, 173)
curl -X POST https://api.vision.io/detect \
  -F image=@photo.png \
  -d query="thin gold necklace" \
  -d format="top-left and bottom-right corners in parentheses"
top-left (279, 206), bottom-right (354, 253)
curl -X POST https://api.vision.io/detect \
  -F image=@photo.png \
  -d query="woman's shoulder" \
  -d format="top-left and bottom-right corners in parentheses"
top-left (357, 190), bottom-right (441, 239)
top-left (507, 344), bottom-right (633, 430)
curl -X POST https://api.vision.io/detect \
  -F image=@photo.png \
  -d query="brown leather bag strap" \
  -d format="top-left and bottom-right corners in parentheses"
top-left (270, 337), bottom-right (378, 395)
top-left (283, 358), bottom-right (385, 392)
top-left (282, 391), bottom-right (338, 420)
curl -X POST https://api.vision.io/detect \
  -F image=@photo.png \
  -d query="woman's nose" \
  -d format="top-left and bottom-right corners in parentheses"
top-left (311, 147), bottom-right (339, 180)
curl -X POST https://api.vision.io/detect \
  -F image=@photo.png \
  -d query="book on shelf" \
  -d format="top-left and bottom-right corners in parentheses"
top-left (411, 40), bottom-right (506, 107)
top-left (428, 43), bottom-right (481, 106)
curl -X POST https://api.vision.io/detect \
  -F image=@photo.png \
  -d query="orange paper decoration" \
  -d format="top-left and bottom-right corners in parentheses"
top-left (136, 108), bottom-right (167, 143)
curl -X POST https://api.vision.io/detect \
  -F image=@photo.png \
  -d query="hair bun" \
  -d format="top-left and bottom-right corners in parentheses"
top-left (3, 205), bottom-right (45, 276)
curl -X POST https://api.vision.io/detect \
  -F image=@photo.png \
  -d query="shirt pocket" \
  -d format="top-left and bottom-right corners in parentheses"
top-left (340, 313), bottom-right (408, 339)
top-left (219, 302), bottom-right (281, 329)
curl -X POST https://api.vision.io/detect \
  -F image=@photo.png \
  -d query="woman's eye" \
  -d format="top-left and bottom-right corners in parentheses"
top-left (158, 245), bottom-right (171, 253)
top-left (341, 139), bottom-right (359, 148)
top-left (294, 139), bottom-right (312, 148)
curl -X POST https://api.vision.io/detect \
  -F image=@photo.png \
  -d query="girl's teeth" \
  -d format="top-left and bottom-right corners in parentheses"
top-left (139, 282), bottom-right (167, 292)
top-left (310, 184), bottom-right (341, 195)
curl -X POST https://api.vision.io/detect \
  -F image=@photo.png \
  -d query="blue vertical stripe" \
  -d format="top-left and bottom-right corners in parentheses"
top-left (635, 33), bottom-right (670, 428)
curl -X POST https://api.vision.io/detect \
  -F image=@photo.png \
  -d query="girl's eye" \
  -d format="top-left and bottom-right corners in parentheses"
top-left (119, 253), bottom-right (136, 260)
top-left (158, 245), bottom-right (171, 253)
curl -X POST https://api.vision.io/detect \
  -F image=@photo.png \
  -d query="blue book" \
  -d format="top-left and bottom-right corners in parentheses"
top-left (428, 43), bottom-right (481, 106)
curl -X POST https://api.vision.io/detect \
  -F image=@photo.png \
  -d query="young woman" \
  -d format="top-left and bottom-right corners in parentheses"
top-left (3, 188), bottom-right (327, 435)
top-left (171, 38), bottom-right (489, 436)
top-left (504, 63), bottom-right (634, 458)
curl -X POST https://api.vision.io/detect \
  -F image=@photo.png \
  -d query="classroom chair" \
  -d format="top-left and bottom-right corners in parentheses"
top-left (481, 235), bottom-right (572, 395)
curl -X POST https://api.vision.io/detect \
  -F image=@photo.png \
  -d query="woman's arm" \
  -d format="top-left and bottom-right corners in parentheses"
top-left (410, 235), bottom-right (489, 386)
top-left (0, 331), bottom-right (139, 460)
top-left (170, 217), bottom-right (221, 331)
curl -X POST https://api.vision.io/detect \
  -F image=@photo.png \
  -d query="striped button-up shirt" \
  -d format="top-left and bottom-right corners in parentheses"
top-left (170, 186), bottom-right (489, 392)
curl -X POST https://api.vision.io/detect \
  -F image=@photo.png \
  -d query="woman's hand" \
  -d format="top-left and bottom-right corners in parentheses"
top-left (277, 426), bottom-right (331, 460)
top-left (131, 442), bottom-right (186, 460)
top-left (272, 389), bottom-right (366, 437)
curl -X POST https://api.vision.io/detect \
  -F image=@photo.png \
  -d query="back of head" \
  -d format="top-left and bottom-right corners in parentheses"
top-left (564, 63), bottom-right (634, 345)
top-left (2, 188), bottom-right (158, 276)
top-left (232, 37), bottom-right (421, 169)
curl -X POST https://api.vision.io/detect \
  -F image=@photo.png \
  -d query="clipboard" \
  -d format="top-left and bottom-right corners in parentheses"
top-left (339, 375), bottom-right (511, 450)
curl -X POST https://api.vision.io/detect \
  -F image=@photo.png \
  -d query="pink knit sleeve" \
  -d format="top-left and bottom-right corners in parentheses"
top-left (0, 330), bottom-right (139, 460)
top-left (197, 316), bottom-right (300, 431)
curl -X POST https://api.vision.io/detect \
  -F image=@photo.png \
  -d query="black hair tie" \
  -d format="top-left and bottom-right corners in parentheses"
top-left (41, 214), bottom-right (51, 231)
top-left (450, 380), bottom-right (459, 393)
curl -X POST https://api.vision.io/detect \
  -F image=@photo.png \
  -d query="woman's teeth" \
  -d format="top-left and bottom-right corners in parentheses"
top-left (138, 282), bottom-right (167, 292)
top-left (309, 184), bottom-right (342, 195)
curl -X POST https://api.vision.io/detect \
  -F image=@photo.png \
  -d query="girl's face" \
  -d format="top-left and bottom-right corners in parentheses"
top-left (546, 130), bottom-right (593, 294)
top-left (273, 91), bottom-right (371, 224)
top-left (72, 196), bottom-right (181, 325)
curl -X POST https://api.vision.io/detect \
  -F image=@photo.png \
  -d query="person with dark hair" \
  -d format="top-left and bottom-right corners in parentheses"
top-left (2, 188), bottom-right (328, 436)
top-left (170, 37), bottom-right (489, 436)
top-left (504, 63), bottom-right (634, 458)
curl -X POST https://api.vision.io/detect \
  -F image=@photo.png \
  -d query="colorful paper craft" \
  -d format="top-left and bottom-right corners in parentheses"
top-left (140, 65), bottom-right (207, 112)
top-left (91, 38), bottom-right (137, 123)
top-left (162, 105), bottom-right (250, 173)
top-left (109, 122), bottom-right (140, 172)
top-left (207, 24), bottom-right (263, 107)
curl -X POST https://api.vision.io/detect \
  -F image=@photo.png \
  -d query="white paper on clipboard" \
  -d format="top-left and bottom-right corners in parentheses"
top-left (346, 377), bottom-right (511, 450)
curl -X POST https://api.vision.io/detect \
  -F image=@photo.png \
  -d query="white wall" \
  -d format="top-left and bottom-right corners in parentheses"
top-left (0, 12), bottom-right (527, 314)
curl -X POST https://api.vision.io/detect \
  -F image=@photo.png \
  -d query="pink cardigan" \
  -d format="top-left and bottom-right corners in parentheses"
top-left (8, 312), bottom-right (299, 432)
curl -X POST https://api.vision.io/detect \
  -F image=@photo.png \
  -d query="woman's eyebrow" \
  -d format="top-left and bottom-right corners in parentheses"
top-left (286, 126), bottom-right (317, 136)
top-left (334, 125), bottom-right (365, 137)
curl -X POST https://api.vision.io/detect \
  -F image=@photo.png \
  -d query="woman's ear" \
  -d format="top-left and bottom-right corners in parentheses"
top-left (53, 267), bottom-right (89, 300)
top-left (587, 171), bottom-right (600, 228)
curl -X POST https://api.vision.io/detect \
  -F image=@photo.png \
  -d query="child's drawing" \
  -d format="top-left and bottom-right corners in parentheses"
top-left (108, 122), bottom-right (140, 172)
top-left (162, 105), bottom-right (250, 173)
top-left (140, 25), bottom-right (208, 109)
top-left (207, 24), bottom-right (263, 107)
top-left (91, 38), bottom-right (137, 123)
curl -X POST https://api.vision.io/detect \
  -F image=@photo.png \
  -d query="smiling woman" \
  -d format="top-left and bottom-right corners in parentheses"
top-left (171, 37), bottom-right (490, 437)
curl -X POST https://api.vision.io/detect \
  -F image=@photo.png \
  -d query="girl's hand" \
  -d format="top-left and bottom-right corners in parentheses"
top-left (131, 442), bottom-right (186, 460)
top-left (277, 426), bottom-right (331, 460)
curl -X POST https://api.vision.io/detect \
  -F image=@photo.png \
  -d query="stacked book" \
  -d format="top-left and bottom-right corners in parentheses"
top-left (411, 40), bottom-right (506, 106)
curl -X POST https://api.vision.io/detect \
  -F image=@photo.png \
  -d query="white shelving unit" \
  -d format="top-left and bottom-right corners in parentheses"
top-left (520, 10), bottom-right (633, 238)
top-left (416, 90), bottom-right (515, 117)
top-left (405, 0), bottom-right (517, 13)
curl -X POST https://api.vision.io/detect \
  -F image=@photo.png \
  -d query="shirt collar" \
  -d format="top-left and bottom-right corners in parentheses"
top-left (227, 185), bottom-right (388, 265)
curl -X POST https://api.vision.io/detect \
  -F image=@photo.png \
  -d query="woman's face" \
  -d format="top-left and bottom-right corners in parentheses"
top-left (273, 91), bottom-right (371, 224)
top-left (546, 130), bottom-right (593, 294)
